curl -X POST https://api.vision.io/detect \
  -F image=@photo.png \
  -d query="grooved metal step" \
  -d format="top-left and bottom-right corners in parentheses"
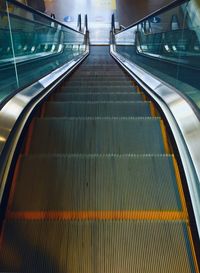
top-left (75, 65), bottom-right (122, 69)
top-left (68, 76), bottom-right (130, 81)
top-left (11, 155), bottom-right (182, 211)
top-left (65, 80), bottom-right (133, 87)
top-left (72, 71), bottom-right (127, 76)
top-left (60, 86), bottom-right (137, 93)
top-left (69, 75), bottom-right (130, 81)
top-left (28, 118), bottom-right (165, 154)
top-left (77, 67), bottom-right (123, 71)
top-left (1, 45), bottom-right (197, 273)
top-left (83, 61), bottom-right (116, 65)
top-left (44, 102), bottom-right (151, 117)
top-left (53, 92), bottom-right (142, 101)
top-left (80, 64), bottom-right (119, 67)
top-left (0, 220), bottom-right (195, 273)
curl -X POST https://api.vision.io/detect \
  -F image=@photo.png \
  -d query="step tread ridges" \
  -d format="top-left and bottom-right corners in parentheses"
top-left (0, 220), bottom-right (195, 273)
top-left (1, 46), bottom-right (194, 273)
top-left (60, 86), bottom-right (137, 93)
top-left (53, 93), bottom-right (142, 101)
top-left (44, 101), bottom-right (151, 117)
top-left (11, 155), bottom-right (182, 211)
top-left (29, 118), bottom-right (165, 154)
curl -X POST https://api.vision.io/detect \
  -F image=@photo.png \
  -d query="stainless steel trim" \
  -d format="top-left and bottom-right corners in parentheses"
top-left (0, 45), bottom-right (89, 205)
top-left (110, 43), bottom-right (200, 239)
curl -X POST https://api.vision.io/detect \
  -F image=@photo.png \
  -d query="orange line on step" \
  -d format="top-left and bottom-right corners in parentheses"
top-left (187, 225), bottom-right (200, 273)
top-left (136, 86), bottom-right (141, 93)
top-left (150, 102), bottom-right (157, 117)
top-left (141, 93), bottom-right (147, 101)
top-left (170, 156), bottom-right (198, 271)
top-left (24, 119), bottom-right (35, 155)
top-left (7, 210), bottom-right (187, 221)
top-left (160, 120), bottom-right (171, 154)
top-left (172, 156), bottom-right (188, 216)
top-left (6, 155), bottom-right (22, 215)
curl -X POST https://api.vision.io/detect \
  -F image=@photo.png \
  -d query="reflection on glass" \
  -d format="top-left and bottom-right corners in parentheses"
top-left (0, 2), bottom-right (19, 102)
top-left (115, 0), bottom-right (200, 109)
top-left (0, 0), bottom-right (86, 105)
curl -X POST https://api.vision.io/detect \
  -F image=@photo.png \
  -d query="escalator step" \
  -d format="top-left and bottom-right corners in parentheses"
top-left (2, 45), bottom-right (198, 273)
top-left (65, 80), bottom-right (133, 87)
top-left (72, 71), bottom-right (127, 76)
top-left (11, 155), bottom-right (182, 211)
top-left (69, 75), bottom-right (130, 81)
top-left (53, 93), bottom-right (143, 101)
top-left (83, 61), bottom-right (116, 65)
top-left (60, 86), bottom-right (137, 93)
top-left (44, 102), bottom-right (151, 117)
top-left (80, 64), bottom-right (119, 67)
top-left (77, 67), bottom-right (123, 71)
top-left (28, 118), bottom-right (166, 154)
top-left (75, 64), bottom-right (123, 68)
top-left (0, 220), bottom-right (195, 273)
top-left (68, 76), bottom-right (130, 81)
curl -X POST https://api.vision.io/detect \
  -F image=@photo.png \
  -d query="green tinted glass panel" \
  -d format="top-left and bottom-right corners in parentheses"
top-left (0, 2), bottom-right (18, 102)
top-left (115, 0), bottom-right (200, 109)
top-left (0, 0), bottom-right (86, 106)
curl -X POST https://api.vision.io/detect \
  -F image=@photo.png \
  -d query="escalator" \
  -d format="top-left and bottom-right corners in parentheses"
top-left (0, 46), bottom-right (199, 272)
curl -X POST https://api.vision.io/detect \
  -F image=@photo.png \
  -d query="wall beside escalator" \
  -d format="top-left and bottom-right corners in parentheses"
top-left (116, 0), bottom-right (174, 26)
top-left (24, 0), bottom-right (174, 27)
top-left (27, 0), bottom-right (46, 12)
top-left (15, 0), bottom-right (178, 28)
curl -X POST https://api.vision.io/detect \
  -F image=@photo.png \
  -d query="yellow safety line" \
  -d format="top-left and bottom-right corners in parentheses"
top-left (141, 93), bottom-right (147, 101)
top-left (150, 101), bottom-right (157, 117)
top-left (160, 120), bottom-right (171, 154)
top-left (187, 225), bottom-right (200, 273)
top-left (136, 85), bottom-right (141, 93)
top-left (159, 115), bottom-right (198, 270)
top-left (7, 210), bottom-right (187, 220)
top-left (132, 80), bottom-right (137, 87)
top-left (163, 136), bottom-right (198, 271)
top-left (172, 155), bottom-right (188, 215)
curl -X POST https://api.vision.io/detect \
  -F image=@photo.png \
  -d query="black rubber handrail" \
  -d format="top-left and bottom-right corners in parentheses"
top-left (6, 0), bottom-right (84, 35)
top-left (115, 0), bottom-right (189, 35)
top-left (84, 14), bottom-right (88, 32)
top-left (77, 14), bottom-right (82, 32)
top-left (111, 13), bottom-right (115, 32)
top-left (0, 10), bottom-right (55, 29)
